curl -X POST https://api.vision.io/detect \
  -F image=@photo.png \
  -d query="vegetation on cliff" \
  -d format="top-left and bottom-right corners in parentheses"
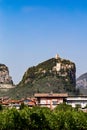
top-left (14, 56), bottom-right (77, 98)
top-left (19, 57), bottom-right (76, 87)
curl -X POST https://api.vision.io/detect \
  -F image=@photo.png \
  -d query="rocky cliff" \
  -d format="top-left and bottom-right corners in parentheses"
top-left (17, 54), bottom-right (76, 97)
top-left (19, 54), bottom-right (76, 86)
top-left (0, 64), bottom-right (13, 84)
top-left (0, 64), bottom-right (14, 91)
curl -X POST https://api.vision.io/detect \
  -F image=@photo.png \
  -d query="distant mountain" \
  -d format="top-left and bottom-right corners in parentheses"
top-left (76, 73), bottom-right (87, 89)
top-left (76, 73), bottom-right (87, 95)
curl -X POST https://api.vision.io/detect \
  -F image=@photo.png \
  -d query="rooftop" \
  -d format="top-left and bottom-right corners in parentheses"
top-left (34, 93), bottom-right (68, 98)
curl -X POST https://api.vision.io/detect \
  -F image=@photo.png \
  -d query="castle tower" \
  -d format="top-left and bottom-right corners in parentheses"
top-left (55, 54), bottom-right (59, 59)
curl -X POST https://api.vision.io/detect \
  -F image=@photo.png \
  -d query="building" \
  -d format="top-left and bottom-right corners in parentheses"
top-left (34, 93), bottom-right (68, 109)
top-left (21, 98), bottom-right (36, 107)
top-left (0, 97), bottom-right (36, 109)
top-left (55, 54), bottom-right (59, 59)
top-left (67, 96), bottom-right (87, 108)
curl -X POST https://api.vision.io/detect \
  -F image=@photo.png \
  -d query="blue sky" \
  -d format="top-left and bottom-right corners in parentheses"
top-left (0, 0), bottom-right (87, 84)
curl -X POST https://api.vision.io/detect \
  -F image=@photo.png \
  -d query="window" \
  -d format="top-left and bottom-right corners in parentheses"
top-left (52, 101), bottom-right (57, 105)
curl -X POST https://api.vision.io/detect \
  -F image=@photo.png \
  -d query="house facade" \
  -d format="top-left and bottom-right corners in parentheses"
top-left (34, 93), bottom-right (68, 109)
top-left (0, 97), bottom-right (36, 109)
top-left (67, 96), bottom-right (87, 108)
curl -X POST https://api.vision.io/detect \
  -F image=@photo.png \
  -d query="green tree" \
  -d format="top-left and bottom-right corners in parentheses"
top-left (54, 103), bottom-right (73, 112)
top-left (3, 108), bottom-right (21, 130)
top-left (20, 107), bottom-right (31, 130)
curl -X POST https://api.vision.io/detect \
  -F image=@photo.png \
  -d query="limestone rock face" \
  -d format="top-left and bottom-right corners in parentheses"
top-left (0, 64), bottom-right (13, 84)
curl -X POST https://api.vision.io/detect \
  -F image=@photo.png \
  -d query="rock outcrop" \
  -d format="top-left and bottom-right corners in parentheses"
top-left (0, 64), bottom-right (14, 91)
top-left (0, 64), bottom-right (13, 84)
top-left (18, 54), bottom-right (76, 96)
top-left (20, 54), bottom-right (76, 86)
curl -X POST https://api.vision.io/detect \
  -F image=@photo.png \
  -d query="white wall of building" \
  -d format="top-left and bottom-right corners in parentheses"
top-left (67, 97), bottom-right (87, 108)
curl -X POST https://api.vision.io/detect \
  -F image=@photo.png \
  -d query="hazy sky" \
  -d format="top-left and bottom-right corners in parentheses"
top-left (0, 0), bottom-right (87, 84)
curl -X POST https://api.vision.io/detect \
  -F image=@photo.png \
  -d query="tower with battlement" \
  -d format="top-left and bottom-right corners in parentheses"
top-left (55, 54), bottom-right (59, 59)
